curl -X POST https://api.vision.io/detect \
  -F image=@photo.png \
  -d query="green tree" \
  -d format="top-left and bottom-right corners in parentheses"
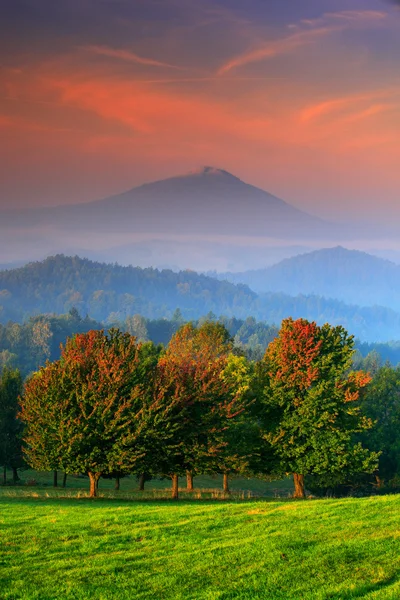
top-left (360, 365), bottom-right (400, 487)
top-left (259, 318), bottom-right (378, 498)
top-left (214, 354), bottom-right (255, 492)
top-left (0, 369), bottom-right (24, 483)
top-left (21, 330), bottom-right (159, 497)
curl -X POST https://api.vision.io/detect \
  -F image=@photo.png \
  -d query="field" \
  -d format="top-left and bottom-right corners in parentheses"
top-left (1, 472), bottom-right (399, 600)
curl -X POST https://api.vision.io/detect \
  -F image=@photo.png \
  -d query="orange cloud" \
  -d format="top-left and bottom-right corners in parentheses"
top-left (41, 63), bottom-right (278, 144)
top-left (300, 90), bottom-right (400, 124)
top-left (2, 57), bottom-right (398, 164)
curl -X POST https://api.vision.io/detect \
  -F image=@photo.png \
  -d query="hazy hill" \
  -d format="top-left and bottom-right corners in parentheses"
top-left (0, 255), bottom-right (256, 323)
top-left (1, 167), bottom-right (394, 271)
top-left (222, 246), bottom-right (400, 312)
top-left (0, 167), bottom-right (338, 240)
top-left (1, 254), bottom-right (400, 341)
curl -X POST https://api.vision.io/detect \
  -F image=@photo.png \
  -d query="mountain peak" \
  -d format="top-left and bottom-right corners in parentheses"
top-left (186, 166), bottom-right (240, 180)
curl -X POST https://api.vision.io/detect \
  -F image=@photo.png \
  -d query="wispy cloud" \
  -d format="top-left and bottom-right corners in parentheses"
top-left (217, 27), bottom-right (334, 75)
top-left (84, 45), bottom-right (183, 70)
top-left (299, 10), bottom-right (387, 27)
top-left (218, 9), bottom-right (387, 75)
top-left (300, 89), bottom-right (399, 123)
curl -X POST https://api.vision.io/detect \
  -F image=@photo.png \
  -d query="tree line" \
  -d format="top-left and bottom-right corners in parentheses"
top-left (3, 317), bottom-right (399, 499)
top-left (1, 309), bottom-right (399, 379)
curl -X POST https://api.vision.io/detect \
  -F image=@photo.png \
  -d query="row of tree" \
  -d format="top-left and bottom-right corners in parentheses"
top-left (1, 318), bottom-right (390, 499)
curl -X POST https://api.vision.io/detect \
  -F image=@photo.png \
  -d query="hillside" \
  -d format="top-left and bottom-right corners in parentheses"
top-left (2, 255), bottom-right (400, 341)
top-left (223, 246), bottom-right (400, 311)
top-left (0, 255), bottom-right (256, 323)
top-left (1, 489), bottom-right (399, 600)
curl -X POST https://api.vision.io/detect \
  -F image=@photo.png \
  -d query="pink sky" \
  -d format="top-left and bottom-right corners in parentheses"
top-left (1, 0), bottom-right (400, 224)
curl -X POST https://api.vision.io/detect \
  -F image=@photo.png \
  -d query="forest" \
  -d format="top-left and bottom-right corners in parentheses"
top-left (1, 309), bottom-right (400, 378)
top-left (2, 254), bottom-right (400, 341)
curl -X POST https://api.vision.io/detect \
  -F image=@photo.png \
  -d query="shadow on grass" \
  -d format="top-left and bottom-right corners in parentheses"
top-left (326, 573), bottom-right (400, 599)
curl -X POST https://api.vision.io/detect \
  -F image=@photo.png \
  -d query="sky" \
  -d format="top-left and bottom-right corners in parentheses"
top-left (1, 0), bottom-right (400, 223)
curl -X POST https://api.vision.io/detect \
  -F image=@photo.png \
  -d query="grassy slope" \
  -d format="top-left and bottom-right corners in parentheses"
top-left (1, 492), bottom-right (399, 600)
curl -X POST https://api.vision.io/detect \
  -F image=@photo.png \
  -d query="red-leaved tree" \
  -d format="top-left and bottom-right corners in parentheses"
top-left (259, 318), bottom-right (379, 498)
top-left (154, 322), bottom-right (248, 498)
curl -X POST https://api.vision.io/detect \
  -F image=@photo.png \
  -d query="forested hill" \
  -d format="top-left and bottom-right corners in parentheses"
top-left (2, 254), bottom-right (400, 342)
top-left (0, 255), bottom-right (256, 322)
top-left (222, 246), bottom-right (400, 311)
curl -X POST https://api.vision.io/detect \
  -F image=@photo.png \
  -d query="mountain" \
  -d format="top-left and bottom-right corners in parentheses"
top-left (221, 246), bottom-right (400, 311)
top-left (0, 167), bottom-right (352, 272)
top-left (0, 167), bottom-right (333, 238)
top-left (1, 254), bottom-right (400, 341)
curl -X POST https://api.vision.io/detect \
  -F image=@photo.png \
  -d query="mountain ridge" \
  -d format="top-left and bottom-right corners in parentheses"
top-left (219, 246), bottom-right (400, 311)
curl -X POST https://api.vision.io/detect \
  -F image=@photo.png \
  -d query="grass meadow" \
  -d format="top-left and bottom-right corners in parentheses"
top-left (1, 472), bottom-right (399, 599)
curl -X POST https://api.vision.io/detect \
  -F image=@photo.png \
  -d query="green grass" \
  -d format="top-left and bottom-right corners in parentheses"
top-left (0, 485), bottom-right (399, 599)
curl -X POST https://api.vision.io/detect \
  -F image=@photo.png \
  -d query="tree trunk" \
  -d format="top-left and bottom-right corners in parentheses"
top-left (115, 476), bottom-right (120, 491)
top-left (88, 472), bottom-right (101, 498)
top-left (138, 473), bottom-right (145, 491)
top-left (12, 467), bottom-right (19, 483)
top-left (223, 473), bottom-right (230, 494)
top-left (62, 473), bottom-right (67, 488)
top-left (3, 465), bottom-right (6, 485)
top-left (53, 470), bottom-right (58, 488)
top-left (293, 473), bottom-right (305, 498)
top-left (186, 471), bottom-right (194, 492)
top-left (171, 474), bottom-right (179, 500)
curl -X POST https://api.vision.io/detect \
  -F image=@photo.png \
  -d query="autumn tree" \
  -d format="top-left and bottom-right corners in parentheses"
top-left (0, 368), bottom-right (24, 483)
top-left (259, 318), bottom-right (379, 498)
top-left (154, 322), bottom-right (247, 498)
top-left (21, 330), bottom-right (159, 497)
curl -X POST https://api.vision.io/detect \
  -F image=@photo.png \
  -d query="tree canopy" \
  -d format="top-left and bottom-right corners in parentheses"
top-left (153, 322), bottom-right (251, 497)
top-left (0, 368), bottom-right (24, 483)
top-left (21, 329), bottom-right (160, 496)
top-left (258, 318), bottom-right (379, 497)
